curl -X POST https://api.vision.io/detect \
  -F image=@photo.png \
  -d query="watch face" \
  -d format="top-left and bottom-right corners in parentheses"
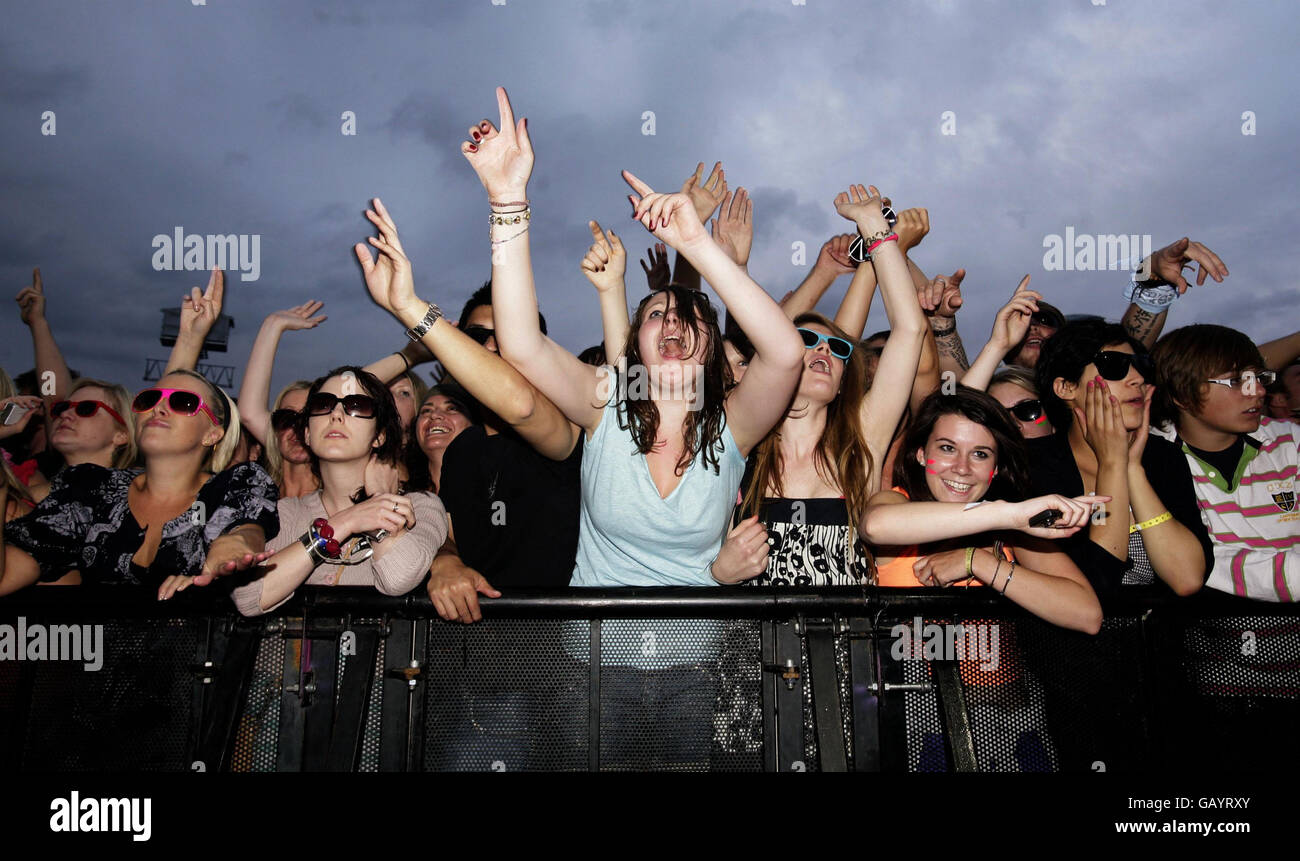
top-left (847, 234), bottom-right (868, 265)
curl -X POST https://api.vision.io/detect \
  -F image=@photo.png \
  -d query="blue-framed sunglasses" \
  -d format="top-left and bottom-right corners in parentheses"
top-left (797, 328), bottom-right (854, 360)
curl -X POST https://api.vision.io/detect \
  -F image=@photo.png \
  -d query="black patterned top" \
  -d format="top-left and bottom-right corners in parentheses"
top-left (746, 497), bottom-right (871, 587)
top-left (5, 463), bottom-right (279, 588)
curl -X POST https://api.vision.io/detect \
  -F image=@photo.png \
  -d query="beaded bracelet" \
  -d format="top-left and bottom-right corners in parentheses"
top-left (299, 517), bottom-right (342, 568)
top-left (489, 206), bottom-right (531, 227)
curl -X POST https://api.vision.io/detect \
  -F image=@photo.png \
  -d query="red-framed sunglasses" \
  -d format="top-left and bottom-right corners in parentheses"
top-left (51, 399), bottom-right (126, 426)
top-left (132, 388), bottom-right (220, 426)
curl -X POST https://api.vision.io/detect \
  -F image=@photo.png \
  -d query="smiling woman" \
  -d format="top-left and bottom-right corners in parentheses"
top-left (0, 369), bottom-right (280, 599)
top-left (230, 366), bottom-right (446, 616)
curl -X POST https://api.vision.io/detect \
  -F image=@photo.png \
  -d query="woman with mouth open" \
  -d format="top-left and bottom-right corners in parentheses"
top-left (1031, 320), bottom-right (1213, 596)
top-left (230, 367), bottom-right (446, 616)
top-left (403, 384), bottom-right (478, 495)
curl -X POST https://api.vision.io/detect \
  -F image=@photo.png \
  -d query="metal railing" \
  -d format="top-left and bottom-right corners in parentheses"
top-left (2, 587), bottom-right (1298, 771)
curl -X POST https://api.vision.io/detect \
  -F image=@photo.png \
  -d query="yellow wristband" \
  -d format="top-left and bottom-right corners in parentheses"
top-left (1129, 511), bottom-right (1173, 534)
top-left (964, 546), bottom-right (976, 578)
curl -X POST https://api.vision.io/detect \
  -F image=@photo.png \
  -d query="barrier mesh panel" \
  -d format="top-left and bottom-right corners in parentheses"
top-left (796, 632), bottom-right (854, 771)
top-left (423, 619), bottom-right (587, 772)
top-left (230, 632), bottom-right (284, 772)
top-left (711, 621), bottom-right (764, 770)
top-left (1171, 614), bottom-right (1300, 771)
top-left (332, 622), bottom-right (385, 774)
top-left (20, 619), bottom-right (198, 771)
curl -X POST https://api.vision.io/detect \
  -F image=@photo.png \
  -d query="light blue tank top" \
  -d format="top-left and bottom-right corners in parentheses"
top-left (570, 393), bottom-right (746, 587)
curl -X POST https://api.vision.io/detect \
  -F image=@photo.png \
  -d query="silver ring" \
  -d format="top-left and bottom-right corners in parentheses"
top-left (394, 503), bottom-right (400, 512)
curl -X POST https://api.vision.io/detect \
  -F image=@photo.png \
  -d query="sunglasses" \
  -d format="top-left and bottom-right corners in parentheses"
top-left (464, 325), bottom-right (495, 346)
top-left (797, 328), bottom-right (854, 360)
top-left (132, 388), bottom-right (220, 425)
top-left (1206, 370), bottom-right (1276, 392)
top-left (1008, 399), bottom-right (1046, 424)
top-left (52, 399), bottom-right (126, 426)
top-left (1029, 312), bottom-right (1060, 329)
top-left (271, 408), bottom-right (300, 433)
top-left (305, 392), bottom-right (378, 419)
top-left (1092, 351), bottom-right (1154, 382)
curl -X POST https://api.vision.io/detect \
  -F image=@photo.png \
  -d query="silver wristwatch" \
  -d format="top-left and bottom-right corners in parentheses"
top-left (405, 302), bottom-right (443, 341)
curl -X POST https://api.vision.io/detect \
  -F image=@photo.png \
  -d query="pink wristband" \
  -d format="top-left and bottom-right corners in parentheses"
top-left (867, 234), bottom-right (899, 254)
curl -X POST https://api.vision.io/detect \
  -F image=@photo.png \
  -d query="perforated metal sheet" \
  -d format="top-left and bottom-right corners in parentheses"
top-left (230, 631), bottom-right (283, 772)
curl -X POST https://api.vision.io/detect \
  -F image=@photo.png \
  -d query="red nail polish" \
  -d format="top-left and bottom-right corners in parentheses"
top-left (472, 131), bottom-right (480, 141)
top-left (467, 144), bottom-right (477, 152)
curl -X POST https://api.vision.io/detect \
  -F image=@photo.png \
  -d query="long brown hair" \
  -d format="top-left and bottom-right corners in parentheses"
top-left (740, 312), bottom-right (875, 531)
top-left (617, 286), bottom-right (730, 476)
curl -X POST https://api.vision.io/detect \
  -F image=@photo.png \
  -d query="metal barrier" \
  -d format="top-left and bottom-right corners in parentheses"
top-left (2, 587), bottom-right (1298, 772)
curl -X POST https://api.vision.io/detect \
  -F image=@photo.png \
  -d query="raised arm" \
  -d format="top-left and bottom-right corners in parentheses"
top-left (670, 161), bottom-right (728, 292)
top-left (580, 220), bottom-right (632, 363)
top-left (358, 198), bottom-right (582, 460)
top-left (236, 301), bottom-right (327, 445)
top-left (782, 234), bottom-right (856, 319)
top-left (165, 268), bottom-right (224, 374)
top-left (639, 242), bottom-right (671, 293)
top-left (15, 267), bottom-right (73, 406)
top-left (463, 88), bottom-right (604, 433)
top-left (1121, 237), bottom-right (1228, 349)
top-left (711, 187), bottom-right (752, 276)
top-left (839, 187), bottom-right (928, 457)
top-left (1260, 330), bottom-right (1300, 370)
top-left (623, 172), bottom-right (804, 456)
top-left (962, 276), bottom-right (1040, 390)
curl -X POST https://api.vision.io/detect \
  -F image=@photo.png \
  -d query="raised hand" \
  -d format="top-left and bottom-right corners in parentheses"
top-left (710, 515), bottom-right (770, 584)
top-left (815, 233), bottom-right (857, 276)
top-left (178, 268), bottom-right (225, 342)
top-left (0, 395), bottom-right (44, 440)
top-left (681, 161), bottom-right (727, 225)
top-left (1075, 378), bottom-right (1131, 469)
top-left (1138, 237), bottom-right (1228, 294)
top-left (580, 220), bottom-right (627, 295)
top-left (355, 197), bottom-right (421, 317)
top-left (639, 242), bottom-right (670, 291)
top-left (894, 208), bottom-right (930, 254)
top-left (833, 184), bottom-right (891, 236)
top-left (266, 300), bottom-right (327, 333)
top-left (623, 171), bottom-right (710, 250)
top-left (933, 269), bottom-right (966, 318)
top-left (711, 188), bottom-right (753, 267)
top-left (461, 86), bottom-right (533, 199)
top-left (15, 267), bottom-right (45, 326)
top-left (989, 275), bottom-right (1040, 350)
top-left (1128, 384), bottom-right (1155, 464)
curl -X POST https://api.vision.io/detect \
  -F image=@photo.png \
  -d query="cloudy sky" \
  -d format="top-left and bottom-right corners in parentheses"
top-left (2, 0), bottom-right (1296, 399)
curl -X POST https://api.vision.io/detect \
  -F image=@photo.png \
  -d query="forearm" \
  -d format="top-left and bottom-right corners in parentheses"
top-left (362, 351), bottom-right (410, 386)
top-left (978, 550), bottom-right (1102, 634)
top-left (165, 334), bottom-right (205, 374)
top-left (239, 543), bottom-right (316, 615)
top-left (782, 266), bottom-right (838, 320)
top-left (931, 320), bottom-right (970, 374)
top-left (236, 321), bottom-right (286, 445)
top-left (831, 261), bottom-right (878, 340)
top-left (1259, 330), bottom-right (1300, 370)
top-left (961, 339), bottom-right (1007, 391)
top-left (860, 500), bottom-right (1014, 545)
top-left (1121, 303), bottom-right (1167, 351)
top-left (1088, 462), bottom-right (1130, 558)
top-left (596, 286), bottom-right (631, 362)
top-left (1127, 468), bottom-right (1205, 594)
top-left (685, 239), bottom-right (800, 367)
top-left (27, 320), bottom-right (73, 404)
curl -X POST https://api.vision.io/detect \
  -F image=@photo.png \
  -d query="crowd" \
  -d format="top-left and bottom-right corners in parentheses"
top-left (2, 86), bottom-right (1298, 628)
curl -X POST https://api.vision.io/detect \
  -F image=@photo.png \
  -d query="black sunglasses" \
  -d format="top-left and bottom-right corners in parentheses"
top-left (1030, 312), bottom-right (1060, 329)
top-left (305, 392), bottom-right (378, 419)
top-left (1093, 351), bottom-right (1154, 382)
top-left (797, 328), bottom-right (855, 360)
top-left (464, 325), bottom-right (495, 346)
top-left (1008, 399), bottom-right (1046, 424)
top-left (271, 408), bottom-right (300, 432)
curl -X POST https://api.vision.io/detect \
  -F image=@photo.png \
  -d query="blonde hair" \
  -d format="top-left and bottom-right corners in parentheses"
top-left (264, 381), bottom-right (313, 485)
top-left (164, 369), bottom-right (240, 473)
top-left (68, 377), bottom-right (138, 469)
top-left (0, 367), bottom-right (14, 401)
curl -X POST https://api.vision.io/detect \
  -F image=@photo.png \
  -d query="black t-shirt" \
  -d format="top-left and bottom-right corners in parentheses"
top-left (437, 426), bottom-right (582, 587)
top-left (1024, 431), bottom-right (1214, 597)
top-left (1186, 436), bottom-right (1246, 489)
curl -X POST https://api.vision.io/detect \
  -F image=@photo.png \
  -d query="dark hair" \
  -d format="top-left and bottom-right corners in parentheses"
top-left (723, 313), bottom-right (756, 362)
top-left (403, 383), bottom-right (480, 493)
top-left (298, 367), bottom-right (404, 485)
top-left (619, 285), bottom-right (729, 476)
top-left (863, 330), bottom-right (891, 345)
top-left (1035, 319), bottom-right (1146, 431)
top-left (893, 386), bottom-right (1030, 503)
top-left (1004, 299), bottom-right (1066, 365)
top-left (1150, 324), bottom-right (1266, 427)
top-left (577, 344), bottom-right (606, 367)
top-left (458, 281), bottom-right (547, 335)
